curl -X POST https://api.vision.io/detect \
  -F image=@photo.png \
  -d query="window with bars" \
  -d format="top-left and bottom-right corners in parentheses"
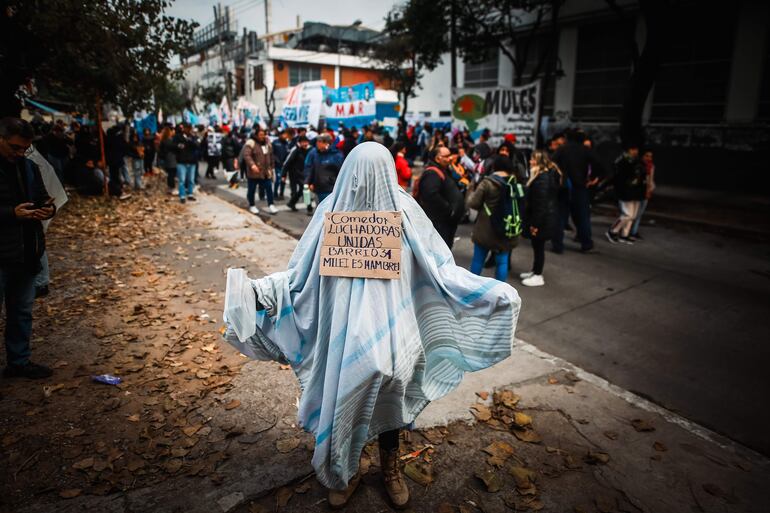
top-left (253, 65), bottom-right (264, 90)
top-left (650, 9), bottom-right (736, 123)
top-left (464, 52), bottom-right (499, 88)
top-left (289, 64), bottom-right (321, 86)
top-left (572, 20), bottom-right (635, 122)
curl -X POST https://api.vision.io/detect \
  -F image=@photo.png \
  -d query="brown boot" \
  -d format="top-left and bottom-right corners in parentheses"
top-left (379, 447), bottom-right (410, 509)
top-left (328, 472), bottom-right (361, 510)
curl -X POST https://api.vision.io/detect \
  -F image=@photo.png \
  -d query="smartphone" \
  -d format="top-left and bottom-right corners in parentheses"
top-left (34, 197), bottom-right (54, 209)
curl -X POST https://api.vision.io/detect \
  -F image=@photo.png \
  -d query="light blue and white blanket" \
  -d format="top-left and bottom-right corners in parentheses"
top-left (223, 142), bottom-right (521, 489)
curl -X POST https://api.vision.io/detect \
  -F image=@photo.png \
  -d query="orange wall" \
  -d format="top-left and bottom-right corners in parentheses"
top-left (340, 67), bottom-right (388, 88)
top-left (272, 61), bottom-right (389, 89)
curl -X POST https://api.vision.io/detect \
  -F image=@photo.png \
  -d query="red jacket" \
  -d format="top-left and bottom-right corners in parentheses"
top-left (394, 153), bottom-right (412, 189)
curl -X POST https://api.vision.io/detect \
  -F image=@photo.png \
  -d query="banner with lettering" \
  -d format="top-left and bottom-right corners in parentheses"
top-left (452, 81), bottom-right (541, 149)
top-left (322, 81), bottom-right (376, 128)
top-left (281, 80), bottom-right (326, 128)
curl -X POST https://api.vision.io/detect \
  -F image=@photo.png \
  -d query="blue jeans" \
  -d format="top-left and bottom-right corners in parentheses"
top-left (0, 267), bottom-right (36, 366)
top-left (470, 244), bottom-right (510, 282)
top-left (273, 169), bottom-right (286, 197)
top-left (34, 252), bottom-right (49, 289)
top-left (552, 187), bottom-right (593, 251)
top-left (630, 198), bottom-right (648, 236)
top-left (247, 178), bottom-right (259, 206)
top-left (257, 178), bottom-right (274, 205)
top-left (176, 163), bottom-right (196, 199)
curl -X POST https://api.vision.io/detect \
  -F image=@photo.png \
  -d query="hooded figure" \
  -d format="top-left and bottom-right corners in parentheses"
top-left (223, 142), bottom-right (520, 505)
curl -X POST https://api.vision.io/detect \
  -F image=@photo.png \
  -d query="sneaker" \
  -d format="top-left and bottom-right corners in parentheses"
top-left (248, 206), bottom-right (259, 215)
top-left (519, 272), bottom-right (534, 280)
top-left (627, 235), bottom-right (639, 242)
top-left (187, 196), bottom-right (197, 202)
top-left (605, 230), bottom-right (619, 244)
top-left (522, 274), bottom-right (545, 287)
top-left (3, 362), bottom-right (53, 379)
top-left (619, 236), bottom-right (635, 245)
top-left (268, 204), bottom-right (278, 215)
top-left (180, 197), bottom-right (186, 204)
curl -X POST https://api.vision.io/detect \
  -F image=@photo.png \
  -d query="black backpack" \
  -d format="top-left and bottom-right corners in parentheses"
top-left (485, 174), bottom-right (524, 239)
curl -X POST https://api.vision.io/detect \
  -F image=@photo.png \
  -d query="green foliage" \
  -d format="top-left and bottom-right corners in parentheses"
top-left (155, 80), bottom-right (189, 117)
top-left (371, 0), bottom-right (449, 122)
top-left (198, 83), bottom-right (225, 107)
top-left (0, 0), bottom-right (196, 116)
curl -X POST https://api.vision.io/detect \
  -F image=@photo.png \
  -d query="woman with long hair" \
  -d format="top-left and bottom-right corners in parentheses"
top-left (159, 125), bottom-right (177, 194)
top-left (521, 150), bottom-right (562, 287)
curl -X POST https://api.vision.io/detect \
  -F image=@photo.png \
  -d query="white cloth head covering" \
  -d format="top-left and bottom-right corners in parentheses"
top-left (224, 142), bottom-right (520, 489)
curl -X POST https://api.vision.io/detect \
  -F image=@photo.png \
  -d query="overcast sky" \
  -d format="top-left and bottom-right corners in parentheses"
top-left (166, 0), bottom-right (399, 35)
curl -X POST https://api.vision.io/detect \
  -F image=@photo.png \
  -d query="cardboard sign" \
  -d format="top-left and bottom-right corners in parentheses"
top-left (320, 211), bottom-right (402, 280)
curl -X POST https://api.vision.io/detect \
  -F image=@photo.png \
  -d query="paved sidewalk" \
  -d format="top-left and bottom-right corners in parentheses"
top-left (15, 190), bottom-right (766, 513)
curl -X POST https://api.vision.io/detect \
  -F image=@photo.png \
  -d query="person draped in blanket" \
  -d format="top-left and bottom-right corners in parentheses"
top-left (222, 142), bottom-right (521, 509)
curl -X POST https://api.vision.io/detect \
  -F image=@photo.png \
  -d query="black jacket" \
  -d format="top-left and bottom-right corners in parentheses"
top-left (173, 132), bottom-right (198, 164)
top-left (525, 168), bottom-right (561, 239)
top-left (283, 145), bottom-right (309, 183)
top-left (613, 155), bottom-right (646, 201)
top-left (0, 157), bottom-right (51, 272)
top-left (221, 134), bottom-right (240, 160)
top-left (417, 162), bottom-right (465, 226)
top-left (272, 138), bottom-right (289, 170)
top-left (552, 142), bottom-right (605, 189)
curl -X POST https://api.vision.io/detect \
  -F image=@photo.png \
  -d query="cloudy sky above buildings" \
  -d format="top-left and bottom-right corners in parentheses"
top-left (167, 0), bottom-right (398, 35)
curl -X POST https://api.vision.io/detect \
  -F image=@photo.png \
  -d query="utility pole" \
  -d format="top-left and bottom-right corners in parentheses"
top-left (264, 0), bottom-right (272, 47)
top-left (215, 4), bottom-right (232, 115)
top-left (450, 0), bottom-right (457, 88)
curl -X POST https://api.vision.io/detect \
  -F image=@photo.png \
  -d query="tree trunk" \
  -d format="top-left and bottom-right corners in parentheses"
top-left (619, 0), bottom-right (669, 147)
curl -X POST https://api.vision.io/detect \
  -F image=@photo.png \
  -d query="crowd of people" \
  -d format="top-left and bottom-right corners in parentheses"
top-left (21, 115), bottom-right (658, 295)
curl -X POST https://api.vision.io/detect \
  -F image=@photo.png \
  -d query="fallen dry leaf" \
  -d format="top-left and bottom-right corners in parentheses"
top-left (475, 469), bottom-right (503, 493)
top-left (513, 428), bottom-right (542, 444)
top-left (59, 489), bottom-right (82, 499)
top-left (404, 460), bottom-right (433, 486)
top-left (225, 399), bottom-right (241, 410)
top-left (494, 389), bottom-right (520, 409)
top-left (476, 391), bottom-right (489, 401)
top-left (275, 486), bottom-right (293, 507)
top-left (482, 441), bottom-right (515, 467)
top-left (276, 437), bottom-right (301, 453)
top-left (470, 404), bottom-right (492, 422)
top-left (603, 431), bottom-right (619, 440)
top-left (630, 418), bottom-right (655, 432)
top-left (584, 451), bottom-right (610, 465)
top-left (653, 441), bottom-right (667, 452)
top-left (72, 457), bottom-right (94, 470)
top-left (547, 376), bottom-right (559, 384)
top-left (513, 412), bottom-right (533, 428)
top-left (509, 466), bottom-right (538, 491)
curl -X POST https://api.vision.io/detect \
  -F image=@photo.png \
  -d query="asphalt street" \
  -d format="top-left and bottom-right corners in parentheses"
top-left (206, 179), bottom-right (770, 457)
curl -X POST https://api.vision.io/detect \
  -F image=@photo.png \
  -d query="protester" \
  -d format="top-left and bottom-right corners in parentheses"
top-left (221, 128), bottom-right (240, 187)
top-left (521, 151), bottom-right (562, 287)
top-left (126, 128), bottom-right (144, 190)
top-left (0, 117), bottom-right (57, 379)
top-left (243, 128), bottom-right (278, 215)
top-left (414, 146), bottom-right (464, 249)
top-left (606, 145), bottom-right (645, 244)
top-left (204, 126), bottom-right (222, 179)
top-left (142, 128), bottom-right (156, 176)
top-left (473, 128), bottom-right (493, 161)
top-left (342, 126), bottom-right (359, 156)
top-left (41, 123), bottom-right (69, 182)
top-left (223, 142), bottom-right (521, 509)
top-left (465, 155), bottom-right (520, 282)
top-left (159, 126), bottom-right (177, 194)
top-left (630, 149), bottom-right (656, 240)
top-left (284, 135), bottom-right (311, 212)
top-left (105, 123), bottom-right (130, 200)
top-left (272, 129), bottom-right (290, 200)
top-left (550, 129), bottom-right (605, 252)
top-left (391, 142), bottom-right (412, 190)
top-left (173, 123), bottom-right (198, 203)
top-left (304, 132), bottom-right (344, 207)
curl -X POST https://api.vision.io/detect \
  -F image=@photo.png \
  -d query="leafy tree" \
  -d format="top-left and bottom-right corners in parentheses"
top-left (371, 0), bottom-right (448, 126)
top-left (0, 0), bottom-right (196, 118)
top-left (198, 83), bottom-right (225, 107)
top-left (454, 0), bottom-right (563, 87)
top-left (155, 79), bottom-right (189, 117)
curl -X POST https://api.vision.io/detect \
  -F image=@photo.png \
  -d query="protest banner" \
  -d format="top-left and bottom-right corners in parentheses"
top-left (322, 81), bottom-right (376, 128)
top-left (320, 211), bottom-right (402, 280)
top-left (452, 80), bottom-right (541, 149)
top-left (281, 80), bottom-right (325, 128)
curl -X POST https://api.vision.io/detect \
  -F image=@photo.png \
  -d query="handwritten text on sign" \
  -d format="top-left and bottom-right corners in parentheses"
top-left (320, 211), bottom-right (402, 279)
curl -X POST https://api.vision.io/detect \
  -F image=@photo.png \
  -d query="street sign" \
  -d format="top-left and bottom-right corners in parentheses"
top-left (320, 211), bottom-right (402, 280)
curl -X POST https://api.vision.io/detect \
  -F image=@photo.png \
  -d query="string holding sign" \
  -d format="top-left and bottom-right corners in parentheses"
top-left (320, 211), bottom-right (402, 280)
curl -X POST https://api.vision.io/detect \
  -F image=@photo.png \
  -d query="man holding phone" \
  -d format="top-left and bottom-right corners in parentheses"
top-left (0, 117), bottom-right (56, 379)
